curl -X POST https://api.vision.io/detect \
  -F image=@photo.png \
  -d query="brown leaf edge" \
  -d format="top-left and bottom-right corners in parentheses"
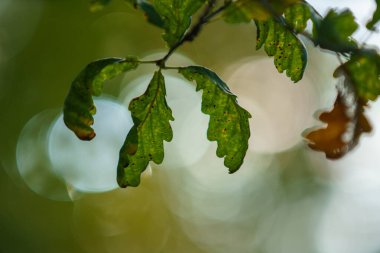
top-left (304, 89), bottom-right (372, 159)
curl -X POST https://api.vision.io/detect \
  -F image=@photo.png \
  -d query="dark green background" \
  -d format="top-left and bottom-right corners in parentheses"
top-left (0, 1), bottom-right (259, 252)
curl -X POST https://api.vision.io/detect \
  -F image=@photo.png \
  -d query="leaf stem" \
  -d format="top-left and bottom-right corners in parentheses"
top-left (156, 0), bottom-right (231, 68)
top-left (162, 66), bottom-right (180, 70)
top-left (204, 1), bottom-right (231, 21)
top-left (138, 60), bottom-right (159, 64)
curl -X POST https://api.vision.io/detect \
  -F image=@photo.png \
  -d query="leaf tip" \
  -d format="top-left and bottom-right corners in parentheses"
top-left (303, 92), bottom-right (372, 159)
top-left (117, 166), bottom-right (141, 188)
top-left (228, 166), bottom-right (240, 174)
top-left (117, 178), bottom-right (128, 188)
top-left (77, 132), bottom-right (96, 141)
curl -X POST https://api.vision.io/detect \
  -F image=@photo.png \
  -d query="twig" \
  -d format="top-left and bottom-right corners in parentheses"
top-left (157, 0), bottom-right (231, 67)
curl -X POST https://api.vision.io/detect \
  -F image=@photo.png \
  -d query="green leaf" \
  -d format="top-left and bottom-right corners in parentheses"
top-left (223, 0), bottom-right (301, 23)
top-left (266, 0), bottom-right (302, 14)
top-left (304, 91), bottom-right (372, 159)
top-left (179, 66), bottom-right (251, 173)
top-left (124, 0), bottom-right (165, 28)
top-left (117, 71), bottom-right (174, 187)
top-left (334, 49), bottom-right (380, 101)
top-left (92, 0), bottom-right (164, 28)
top-left (367, 0), bottom-right (380, 30)
top-left (313, 9), bottom-right (358, 53)
top-left (90, 0), bottom-right (111, 12)
top-left (138, 1), bottom-right (165, 28)
top-left (284, 3), bottom-right (311, 33)
top-left (152, 0), bottom-right (206, 47)
top-left (223, 0), bottom-right (271, 23)
top-left (64, 57), bottom-right (139, 140)
top-left (255, 18), bottom-right (307, 82)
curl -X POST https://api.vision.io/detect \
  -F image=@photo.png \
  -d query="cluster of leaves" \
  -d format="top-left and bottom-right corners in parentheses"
top-left (304, 5), bottom-right (380, 158)
top-left (223, 0), bottom-right (380, 159)
top-left (64, 0), bottom-right (380, 187)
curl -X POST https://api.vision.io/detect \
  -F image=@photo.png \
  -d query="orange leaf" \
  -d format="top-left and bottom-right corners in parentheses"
top-left (305, 93), bottom-right (371, 159)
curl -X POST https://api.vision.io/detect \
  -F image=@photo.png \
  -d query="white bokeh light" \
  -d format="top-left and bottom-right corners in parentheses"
top-left (314, 100), bottom-right (380, 253)
top-left (307, 0), bottom-right (377, 45)
top-left (48, 98), bottom-right (133, 193)
top-left (225, 57), bottom-right (319, 153)
top-left (121, 72), bottom-right (211, 169)
top-left (16, 110), bottom-right (71, 201)
top-left (156, 145), bottom-right (274, 253)
top-left (317, 166), bottom-right (380, 253)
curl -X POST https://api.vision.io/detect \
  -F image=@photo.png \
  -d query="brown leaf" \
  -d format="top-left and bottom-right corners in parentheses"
top-left (304, 93), bottom-right (372, 159)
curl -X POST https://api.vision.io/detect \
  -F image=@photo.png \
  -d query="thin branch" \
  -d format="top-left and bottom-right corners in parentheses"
top-left (157, 0), bottom-right (231, 67)
top-left (138, 60), bottom-right (159, 64)
top-left (203, 2), bottom-right (231, 24)
top-left (162, 66), bottom-right (180, 70)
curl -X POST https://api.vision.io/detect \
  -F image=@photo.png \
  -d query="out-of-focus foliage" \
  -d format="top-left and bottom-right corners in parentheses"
top-left (337, 49), bottom-right (380, 101)
top-left (223, 0), bottom-right (301, 22)
top-left (305, 48), bottom-right (380, 158)
top-left (313, 9), bottom-right (358, 53)
top-left (305, 92), bottom-right (372, 159)
top-left (367, 0), bottom-right (380, 29)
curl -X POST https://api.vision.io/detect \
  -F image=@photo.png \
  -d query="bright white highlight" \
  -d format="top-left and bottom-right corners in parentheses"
top-left (225, 57), bottom-right (318, 153)
top-left (48, 98), bottom-right (133, 193)
top-left (120, 73), bottom-right (211, 169)
top-left (16, 110), bottom-right (70, 201)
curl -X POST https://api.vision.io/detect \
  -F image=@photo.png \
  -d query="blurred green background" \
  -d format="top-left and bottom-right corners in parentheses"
top-left (0, 1), bottom-right (262, 252)
top-left (1, 1), bottom-right (380, 253)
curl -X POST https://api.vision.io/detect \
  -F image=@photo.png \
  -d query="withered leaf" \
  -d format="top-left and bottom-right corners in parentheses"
top-left (305, 93), bottom-right (372, 159)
